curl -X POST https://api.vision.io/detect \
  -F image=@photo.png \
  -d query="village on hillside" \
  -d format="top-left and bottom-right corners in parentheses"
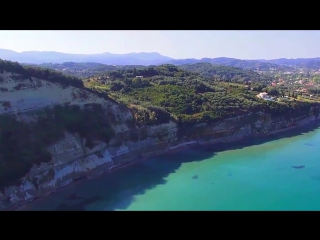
top-left (255, 70), bottom-right (320, 103)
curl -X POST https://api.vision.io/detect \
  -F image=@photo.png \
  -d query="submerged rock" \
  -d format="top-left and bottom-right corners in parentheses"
top-left (305, 143), bottom-right (315, 147)
top-left (192, 175), bottom-right (198, 179)
top-left (292, 165), bottom-right (305, 169)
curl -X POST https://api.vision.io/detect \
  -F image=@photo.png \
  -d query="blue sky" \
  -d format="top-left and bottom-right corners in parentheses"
top-left (0, 30), bottom-right (319, 60)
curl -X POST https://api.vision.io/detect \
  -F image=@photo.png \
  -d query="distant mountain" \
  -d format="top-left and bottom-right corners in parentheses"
top-left (164, 58), bottom-right (200, 65)
top-left (2, 48), bottom-right (320, 70)
top-left (0, 49), bottom-right (173, 65)
top-left (259, 58), bottom-right (320, 69)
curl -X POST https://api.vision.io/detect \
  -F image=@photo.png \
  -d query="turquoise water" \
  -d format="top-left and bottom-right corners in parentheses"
top-left (19, 123), bottom-right (320, 211)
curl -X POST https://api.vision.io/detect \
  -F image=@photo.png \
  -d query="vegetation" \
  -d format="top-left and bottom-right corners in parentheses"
top-left (1, 59), bottom-right (320, 191)
top-left (0, 58), bottom-right (119, 104)
top-left (0, 103), bottom-right (115, 190)
top-left (28, 62), bottom-right (145, 79)
top-left (0, 59), bottom-right (84, 89)
top-left (167, 58), bottom-right (296, 71)
top-left (84, 64), bottom-right (320, 125)
top-left (178, 63), bottom-right (274, 83)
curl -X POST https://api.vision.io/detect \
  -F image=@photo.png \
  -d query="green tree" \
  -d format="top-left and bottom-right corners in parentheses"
top-left (267, 88), bottom-right (280, 96)
top-left (313, 77), bottom-right (320, 85)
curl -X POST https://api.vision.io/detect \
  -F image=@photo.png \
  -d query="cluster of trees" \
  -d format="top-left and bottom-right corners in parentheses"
top-left (0, 103), bottom-right (115, 190)
top-left (167, 58), bottom-right (295, 72)
top-left (313, 76), bottom-right (320, 84)
top-left (0, 114), bottom-right (52, 190)
top-left (130, 105), bottom-right (172, 126)
top-left (33, 62), bottom-right (144, 79)
top-left (91, 64), bottom-right (200, 81)
top-left (178, 63), bottom-right (274, 83)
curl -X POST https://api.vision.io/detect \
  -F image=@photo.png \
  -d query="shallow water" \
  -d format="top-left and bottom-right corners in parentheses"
top-left (20, 123), bottom-right (320, 211)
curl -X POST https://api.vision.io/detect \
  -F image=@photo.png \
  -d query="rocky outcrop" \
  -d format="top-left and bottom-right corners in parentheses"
top-left (0, 71), bottom-right (132, 132)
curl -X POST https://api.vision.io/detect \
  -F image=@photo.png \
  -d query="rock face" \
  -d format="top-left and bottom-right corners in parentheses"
top-left (0, 71), bottom-right (132, 132)
top-left (0, 71), bottom-right (318, 210)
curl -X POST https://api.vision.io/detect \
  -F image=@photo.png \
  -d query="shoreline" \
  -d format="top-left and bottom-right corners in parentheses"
top-left (11, 117), bottom-right (320, 211)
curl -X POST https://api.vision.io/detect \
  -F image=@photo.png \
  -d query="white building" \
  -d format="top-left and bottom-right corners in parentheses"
top-left (256, 92), bottom-right (274, 101)
top-left (102, 149), bottom-right (113, 163)
top-left (116, 144), bottom-right (129, 156)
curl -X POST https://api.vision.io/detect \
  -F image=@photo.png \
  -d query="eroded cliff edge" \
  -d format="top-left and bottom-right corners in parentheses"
top-left (0, 69), bottom-right (319, 210)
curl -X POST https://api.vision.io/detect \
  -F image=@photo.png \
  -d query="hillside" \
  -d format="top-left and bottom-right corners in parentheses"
top-left (178, 63), bottom-right (273, 83)
top-left (25, 62), bottom-right (146, 79)
top-left (33, 62), bottom-right (273, 82)
top-left (84, 64), bottom-right (317, 124)
top-left (0, 59), bottom-right (134, 189)
top-left (0, 59), bottom-right (319, 210)
top-left (180, 57), bottom-right (320, 70)
top-left (261, 58), bottom-right (320, 69)
top-left (165, 58), bottom-right (295, 71)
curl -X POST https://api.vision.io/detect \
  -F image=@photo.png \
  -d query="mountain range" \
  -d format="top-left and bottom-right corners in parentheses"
top-left (1, 48), bottom-right (320, 69)
top-left (0, 49), bottom-right (173, 65)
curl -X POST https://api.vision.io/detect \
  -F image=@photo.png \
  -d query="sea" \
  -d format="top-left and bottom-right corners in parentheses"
top-left (19, 122), bottom-right (320, 211)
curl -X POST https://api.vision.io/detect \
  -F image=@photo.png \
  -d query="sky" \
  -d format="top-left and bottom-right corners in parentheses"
top-left (0, 30), bottom-right (320, 60)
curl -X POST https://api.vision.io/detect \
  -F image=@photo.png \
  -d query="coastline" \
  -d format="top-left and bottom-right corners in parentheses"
top-left (11, 117), bottom-right (320, 211)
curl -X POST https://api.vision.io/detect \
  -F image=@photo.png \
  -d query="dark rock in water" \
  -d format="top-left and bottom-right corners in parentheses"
top-left (292, 165), bottom-right (305, 169)
top-left (192, 175), bottom-right (198, 179)
top-left (305, 143), bottom-right (315, 147)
